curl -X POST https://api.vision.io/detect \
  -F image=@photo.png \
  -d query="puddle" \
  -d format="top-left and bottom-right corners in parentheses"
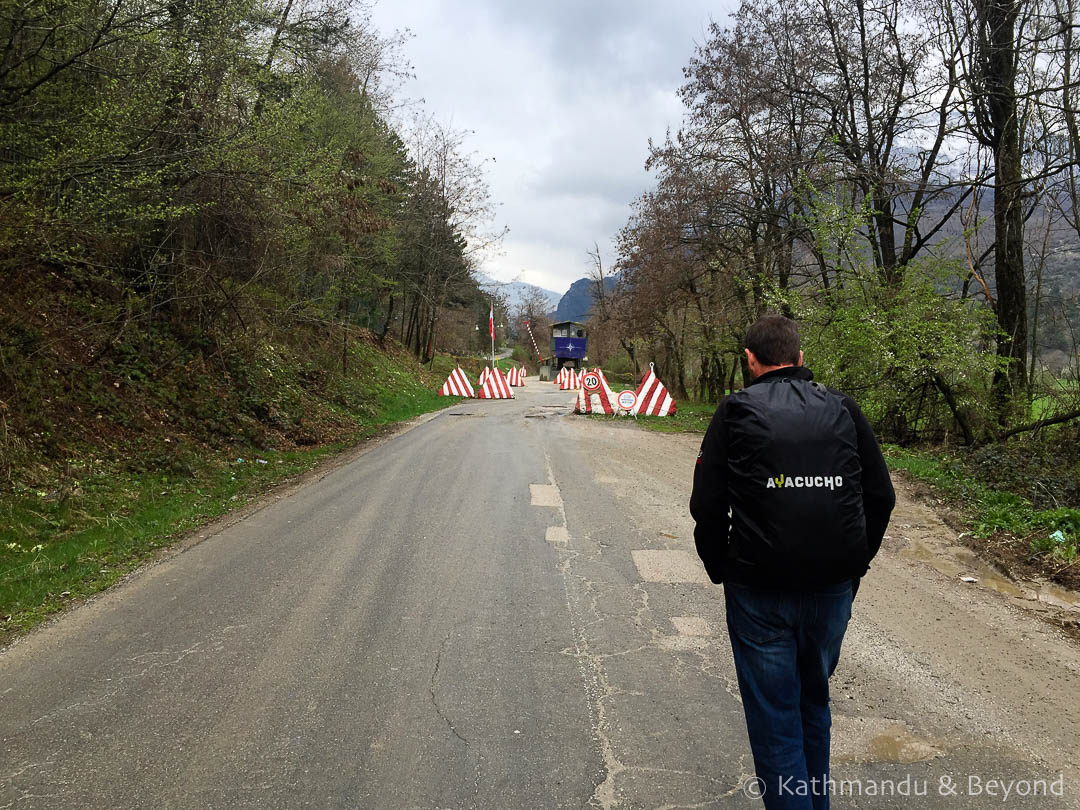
top-left (1036, 583), bottom-right (1080, 610)
top-left (867, 729), bottom-right (942, 764)
top-left (833, 717), bottom-right (942, 764)
top-left (902, 541), bottom-right (1080, 609)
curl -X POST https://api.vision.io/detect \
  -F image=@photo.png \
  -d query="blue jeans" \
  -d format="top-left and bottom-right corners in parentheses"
top-left (724, 580), bottom-right (853, 810)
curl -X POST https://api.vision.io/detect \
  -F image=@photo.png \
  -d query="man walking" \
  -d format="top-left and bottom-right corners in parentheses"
top-left (690, 315), bottom-right (895, 810)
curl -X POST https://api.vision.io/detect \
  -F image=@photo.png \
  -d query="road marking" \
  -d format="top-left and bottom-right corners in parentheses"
top-left (672, 616), bottom-right (710, 636)
top-left (530, 483), bottom-right (563, 507)
top-left (546, 526), bottom-right (569, 544)
top-left (631, 550), bottom-right (710, 584)
top-left (537, 452), bottom-right (571, 548)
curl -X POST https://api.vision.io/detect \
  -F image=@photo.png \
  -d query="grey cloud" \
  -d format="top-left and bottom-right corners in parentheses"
top-left (370, 0), bottom-right (734, 291)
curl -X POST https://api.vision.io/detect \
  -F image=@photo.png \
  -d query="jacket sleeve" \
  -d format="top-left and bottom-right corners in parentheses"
top-left (690, 402), bottom-right (730, 584)
top-left (842, 396), bottom-right (896, 561)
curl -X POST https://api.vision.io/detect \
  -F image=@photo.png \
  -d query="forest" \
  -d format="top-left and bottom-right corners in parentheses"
top-left (590, 0), bottom-right (1080, 450)
top-left (0, 0), bottom-right (522, 480)
top-left (2, 0), bottom-right (516, 357)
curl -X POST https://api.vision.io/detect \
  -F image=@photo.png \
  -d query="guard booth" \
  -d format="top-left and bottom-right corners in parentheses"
top-left (539, 321), bottom-right (587, 381)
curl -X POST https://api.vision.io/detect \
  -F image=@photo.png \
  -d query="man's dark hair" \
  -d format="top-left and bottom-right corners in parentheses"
top-left (745, 315), bottom-right (800, 367)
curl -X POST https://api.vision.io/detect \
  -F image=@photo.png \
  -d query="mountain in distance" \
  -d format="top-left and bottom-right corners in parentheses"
top-left (474, 271), bottom-right (623, 324)
top-left (475, 273), bottom-right (562, 315)
top-left (555, 275), bottom-right (617, 323)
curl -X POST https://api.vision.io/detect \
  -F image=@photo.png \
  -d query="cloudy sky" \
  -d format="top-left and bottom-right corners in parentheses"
top-left (369, 0), bottom-right (736, 296)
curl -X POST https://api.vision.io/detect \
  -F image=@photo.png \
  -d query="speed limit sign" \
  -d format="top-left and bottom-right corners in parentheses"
top-left (616, 390), bottom-right (637, 411)
top-left (582, 372), bottom-right (601, 392)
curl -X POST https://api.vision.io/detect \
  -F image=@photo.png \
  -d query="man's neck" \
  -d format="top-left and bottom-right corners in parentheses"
top-left (751, 363), bottom-right (796, 380)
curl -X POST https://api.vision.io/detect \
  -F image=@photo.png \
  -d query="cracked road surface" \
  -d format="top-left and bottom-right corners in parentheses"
top-left (3, 380), bottom-right (1080, 808)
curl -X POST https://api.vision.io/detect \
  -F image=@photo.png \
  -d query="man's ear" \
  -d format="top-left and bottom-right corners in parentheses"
top-left (797, 350), bottom-right (804, 367)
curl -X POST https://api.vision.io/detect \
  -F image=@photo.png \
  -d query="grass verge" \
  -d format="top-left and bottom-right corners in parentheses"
top-left (585, 400), bottom-right (717, 433)
top-left (633, 401), bottom-right (718, 433)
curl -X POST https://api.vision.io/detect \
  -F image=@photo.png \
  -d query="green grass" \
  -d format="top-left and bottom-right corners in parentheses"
top-left (494, 354), bottom-right (520, 373)
top-left (883, 445), bottom-right (1080, 565)
top-left (0, 444), bottom-right (346, 639)
top-left (633, 400), bottom-right (719, 433)
top-left (1031, 379), bottom-right (1079, 421)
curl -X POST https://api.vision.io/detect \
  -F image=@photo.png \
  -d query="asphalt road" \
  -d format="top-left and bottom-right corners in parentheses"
top-left (2, 380), bottom-right (1077, 809)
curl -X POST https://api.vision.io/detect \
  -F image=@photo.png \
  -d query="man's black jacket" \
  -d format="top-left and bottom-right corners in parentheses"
top-left (690, 365), bottom-right (895, 589)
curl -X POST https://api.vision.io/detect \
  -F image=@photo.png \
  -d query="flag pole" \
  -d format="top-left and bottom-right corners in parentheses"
top-left (489, 299), bottom-right (495, 370)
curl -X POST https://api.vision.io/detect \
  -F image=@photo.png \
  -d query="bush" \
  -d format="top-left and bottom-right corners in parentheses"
top-left (805, 260), bottom-right (1002, 444)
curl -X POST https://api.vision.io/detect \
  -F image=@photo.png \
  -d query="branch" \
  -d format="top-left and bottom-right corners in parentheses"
top-left (1000, 409), bottom-right (1080, 439)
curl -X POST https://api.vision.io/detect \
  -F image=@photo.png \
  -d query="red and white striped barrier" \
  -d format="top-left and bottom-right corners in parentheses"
top-left (478, 367), bottom-right (490, 386)
top-left (506, 367), bottom-right (525, 386)
top-left (574, 368), bottom-right (615, 414)
top-left (630, 363), bottom-right (677, 416)
top-left (439, 367), bottom-right (475, 397)
top-left (475, 366), bottom-right (515, 399)
top-left (554, 367), bottom-right (567, 386)
top-left (558, 368), bottom-right (581, 390)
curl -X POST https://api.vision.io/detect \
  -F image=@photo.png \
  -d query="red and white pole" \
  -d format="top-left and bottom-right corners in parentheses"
top-left (489, 301), bottom-right (495, 369)
top-left (524, 319), bottom-right (543, 363)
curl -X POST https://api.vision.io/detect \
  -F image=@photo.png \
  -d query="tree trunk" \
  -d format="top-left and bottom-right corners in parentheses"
top-left (978, 0), bottom-right (1027, 418)
top-left (739, 351), bottom-right (753, 389)
top-left (698, 351), bottom-right (726, 403)
top-left (379, 295), bottom-right (394, 343)
top-left (932, 371), bottom-right (977, 445)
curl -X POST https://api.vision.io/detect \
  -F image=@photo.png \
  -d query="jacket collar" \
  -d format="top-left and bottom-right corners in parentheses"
top-left (749, 365), bottom-right (814, 386)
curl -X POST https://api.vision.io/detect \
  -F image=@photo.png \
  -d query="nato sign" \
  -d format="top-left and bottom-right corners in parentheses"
top-left (554, 337), bottom-right (586, 359)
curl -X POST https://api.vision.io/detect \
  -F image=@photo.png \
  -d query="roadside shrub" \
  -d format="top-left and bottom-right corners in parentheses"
top-left (805, 260), bottom-right (1002, 445)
